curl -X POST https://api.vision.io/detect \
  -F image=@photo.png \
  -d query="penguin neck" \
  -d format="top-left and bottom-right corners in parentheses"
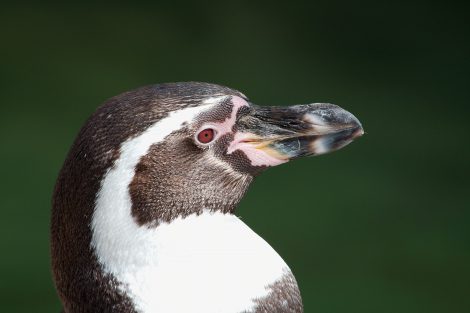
top-left (90, 131), bottom-right (281, 313)
top-left (91, 209), bottom-right (290, 313)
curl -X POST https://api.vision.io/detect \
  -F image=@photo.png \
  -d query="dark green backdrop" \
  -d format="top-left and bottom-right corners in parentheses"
top-left (1, 1), bottom-right (469, 312)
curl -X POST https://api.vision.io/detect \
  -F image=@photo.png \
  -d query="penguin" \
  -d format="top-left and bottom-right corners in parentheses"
top-left (51, 82), bottom-right (363, 313)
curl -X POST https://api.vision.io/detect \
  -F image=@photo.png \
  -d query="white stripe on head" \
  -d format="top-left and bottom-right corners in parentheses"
top-left (92, 103), bottom-right (214, 272)
top-left (203, 95), bottom-right (228, 105)
top-left (91, 99), bottom-right (290, 313)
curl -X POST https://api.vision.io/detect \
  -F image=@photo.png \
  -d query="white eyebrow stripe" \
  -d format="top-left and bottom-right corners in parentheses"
top-left (203, 96), bottom-right (228, 105)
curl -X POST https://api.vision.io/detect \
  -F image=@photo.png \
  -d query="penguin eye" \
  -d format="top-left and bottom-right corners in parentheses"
top-left (196, 128), bottom-right (216, 144)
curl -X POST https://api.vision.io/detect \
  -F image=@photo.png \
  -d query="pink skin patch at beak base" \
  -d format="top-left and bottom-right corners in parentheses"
top-left (205, 96), bottom-right (249, 138)
top-left (227, 132), bottom-right (288, 167)
top-left (210, 95), bottom-right (287, 167)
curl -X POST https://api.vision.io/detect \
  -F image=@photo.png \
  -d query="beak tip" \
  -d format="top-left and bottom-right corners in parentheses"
top-left (352, 125), bottom-right (365, 139)
top-left (341, 108), bottom-right (363, 140)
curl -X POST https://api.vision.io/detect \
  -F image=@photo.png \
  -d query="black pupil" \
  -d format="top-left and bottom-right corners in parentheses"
top-left (199, 129), bottom-right (213, 143)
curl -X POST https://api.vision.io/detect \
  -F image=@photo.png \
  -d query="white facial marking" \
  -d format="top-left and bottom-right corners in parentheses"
top-left (92, 104), bottom-right (214, 274)
top-left (196, 96), bottom-right (249, 144)
top-left (212, 96), bottom-right (248, 136)
top-left (92, 101), bottom-right (290, 313)
top-left (203, 96), bottom-right (228, 105)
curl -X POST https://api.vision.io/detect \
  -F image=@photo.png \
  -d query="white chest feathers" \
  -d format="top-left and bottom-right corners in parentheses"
top-left (93, 211), bottom-right (290, 313)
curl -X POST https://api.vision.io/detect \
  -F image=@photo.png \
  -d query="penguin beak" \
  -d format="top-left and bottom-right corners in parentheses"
top-left (229, 103), bottom-right (363, 166)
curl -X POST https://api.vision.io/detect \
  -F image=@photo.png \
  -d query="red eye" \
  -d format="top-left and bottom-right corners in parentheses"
top-left (197, 128), bottom-right (215, 144)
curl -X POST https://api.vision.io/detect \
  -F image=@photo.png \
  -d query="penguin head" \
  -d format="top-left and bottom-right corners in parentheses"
top-left (62, 82), bottom-right (363, 226)
top-left (88, 82), bottom-right (363, 225)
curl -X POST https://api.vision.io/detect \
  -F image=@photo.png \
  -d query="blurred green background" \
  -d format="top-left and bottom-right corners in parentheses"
top-left (1, 1), bottom-right (469, 312)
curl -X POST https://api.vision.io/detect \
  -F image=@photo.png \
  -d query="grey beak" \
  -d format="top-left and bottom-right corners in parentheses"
top-left (236, 103), bottom-right (364, 160)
